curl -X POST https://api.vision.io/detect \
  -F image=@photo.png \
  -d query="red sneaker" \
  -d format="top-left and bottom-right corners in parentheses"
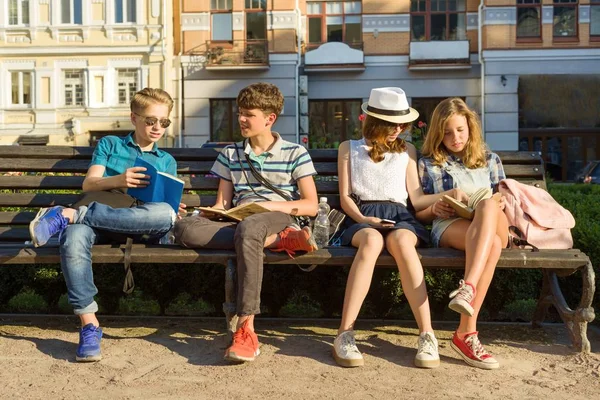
top-left (272, 226), bottom-right (318, 257)
top-left (451, 331), bottom-right (499, 370)
top-left (224, 319), bottom-right (260, 362)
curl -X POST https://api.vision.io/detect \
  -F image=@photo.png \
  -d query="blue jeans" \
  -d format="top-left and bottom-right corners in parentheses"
top-left (60, 201), bottom-right (176, 315)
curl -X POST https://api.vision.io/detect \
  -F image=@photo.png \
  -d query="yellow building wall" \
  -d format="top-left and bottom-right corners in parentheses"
top-left (364, 32), bottom-right (410, 55)
top-left (183, 0), bottom-right (207, 13)
top-left (92, 3), bottom-right (104, 20)
top-left (39, 3), bottom-right (50, 23)
top-left (363, 0), bottom-right (409, 14)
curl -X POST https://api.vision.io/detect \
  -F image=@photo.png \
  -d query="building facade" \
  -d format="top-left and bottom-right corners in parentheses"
top-left (0, 0), bottom-right (173, 146)
top-left (176, 0), bottom-right (600, 181)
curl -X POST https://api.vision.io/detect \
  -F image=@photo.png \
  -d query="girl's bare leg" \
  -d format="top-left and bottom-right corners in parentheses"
top-left (338, 228), bottom-right (385, 334)
top-left (386, 230), bottom-right (433, 333)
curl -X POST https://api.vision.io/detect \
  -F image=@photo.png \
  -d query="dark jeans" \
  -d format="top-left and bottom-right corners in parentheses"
top-left (174, 211), bottom-right (294, 315)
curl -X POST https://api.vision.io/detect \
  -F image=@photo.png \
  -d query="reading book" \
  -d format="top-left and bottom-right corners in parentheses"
top-left (442, 187), bottom-right (501, 220)
top-left (197, 202), bottom-right (270, 222)
top-left (127, 157), bottom-right (184, 213)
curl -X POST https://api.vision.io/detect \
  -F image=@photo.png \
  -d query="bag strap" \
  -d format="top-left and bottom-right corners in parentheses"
top-left (238, 141), bottom-right (294, 202)
top-left (234, 142), bottom-right (277, 202)
top-left (122, 237), bottom-right (135, 294)
top-left (509, 225), bottom-right (539, 252)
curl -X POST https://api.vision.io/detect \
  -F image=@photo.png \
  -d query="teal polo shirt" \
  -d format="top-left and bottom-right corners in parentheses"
top-left (90, 132), bottom-right (177, 176)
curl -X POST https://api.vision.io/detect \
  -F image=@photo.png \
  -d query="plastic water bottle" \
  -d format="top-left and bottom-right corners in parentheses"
top-left (313, 197), bottom-right (330, 249)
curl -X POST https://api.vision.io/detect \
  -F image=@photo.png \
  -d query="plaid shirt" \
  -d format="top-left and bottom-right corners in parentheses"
top-left (418, 152), bottom-right (505, 194)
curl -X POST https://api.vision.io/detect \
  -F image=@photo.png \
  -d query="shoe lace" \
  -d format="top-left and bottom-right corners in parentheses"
top-left (272, 228), bottom-right (299, 258)
top-left (449, 279), bottom-right (474, 304)
top-left (81, 326), bottom-right (99, 345)
top-left (464, 334), bottom-right (490, 359)
top-left (340, 332), bottom-right (360, 355)
top-left (418, 334), bottom-right (436, 356)
top-left (49, 211), bottom-right (69, 238)
top-left (232, 326), bottom-right (253, 346)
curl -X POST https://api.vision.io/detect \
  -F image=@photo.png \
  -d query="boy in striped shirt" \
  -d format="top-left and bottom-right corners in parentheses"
top-left (174, 82), bottom-right (319, 363)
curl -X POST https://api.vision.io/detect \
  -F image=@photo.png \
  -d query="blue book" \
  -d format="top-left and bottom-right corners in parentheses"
top-left (127, 157), bottom-right (184, 213)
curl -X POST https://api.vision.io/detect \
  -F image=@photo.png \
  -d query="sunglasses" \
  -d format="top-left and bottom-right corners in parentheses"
top-left (133, 112), bottom-right (172, 128)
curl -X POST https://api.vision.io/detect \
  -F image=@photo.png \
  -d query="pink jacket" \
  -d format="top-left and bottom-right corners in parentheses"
top-left (498, 179), bottom-right (574, 249)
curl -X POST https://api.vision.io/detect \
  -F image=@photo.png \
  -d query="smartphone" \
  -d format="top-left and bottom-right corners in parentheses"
top-left (380, 219), bottom-right (396, 224)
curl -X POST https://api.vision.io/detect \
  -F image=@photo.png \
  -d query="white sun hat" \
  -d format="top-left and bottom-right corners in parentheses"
top-left (361, 87), bottom-right (419, 124)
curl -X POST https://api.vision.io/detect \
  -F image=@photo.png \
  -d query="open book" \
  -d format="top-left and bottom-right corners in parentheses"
top-left (442, 188), bottom-right (501, 220)
top-left (127, 157), bottom-right (185, 213)
top-left (197, 202), bottom-right (270, 222)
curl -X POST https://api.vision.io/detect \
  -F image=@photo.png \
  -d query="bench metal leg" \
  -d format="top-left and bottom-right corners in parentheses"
top-left (223, 258), bottom-right (238, 344)
top-left (532, 263), bottom-right (596, 353)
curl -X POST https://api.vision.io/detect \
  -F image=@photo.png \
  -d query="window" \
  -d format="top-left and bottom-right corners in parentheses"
top-left (117, 69), bottom-right (138, 105)
top-left (591, 0), bottom-right (600, 37)
top-left (210, 99), bottom-right (242, 142)
top-left (211, 0), bottom-right (233, 41)
top-left (307, 1), bottom-right (362, 47)
top-left (63, 69), bottom-right (85, 107)
top-left (8, 0), bottom-right (29, 25)
top-left (308, 100), bottom-right (361, 149)
top-left (553, 0), bottom-right (578, 37)
top-left (516, 0), bottom-right (541, 39)
top-left (246, 0), bottom-right (266, 41)
top-left (115, 0), bottom-right (136, 23)
top-left (61, 0), bottom-right (82, 24)
top-left (410, 0), bottom-right (466, 41)
top-left (10, 71), bottom-right (32, 106)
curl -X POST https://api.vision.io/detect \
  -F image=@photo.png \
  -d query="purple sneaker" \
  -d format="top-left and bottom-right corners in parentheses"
top-left (29, 206), bottom-right (69, 247)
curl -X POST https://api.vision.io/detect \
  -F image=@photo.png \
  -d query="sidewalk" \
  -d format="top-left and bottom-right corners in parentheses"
top-left (1, 316), bottom-right (599, 399)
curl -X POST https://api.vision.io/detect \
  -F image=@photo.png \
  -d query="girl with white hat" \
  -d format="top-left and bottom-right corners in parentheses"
top-left (333, 87), bottom-right (464, 368)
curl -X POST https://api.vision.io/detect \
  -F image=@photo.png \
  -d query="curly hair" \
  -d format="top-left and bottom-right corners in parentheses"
top-left (130, 88), bottom-right (174, 114)
top-left (362, 115), bottom-right (408, 163)
top-left (421, 97), bottom-right (486, 168)
top-left (237, 82), bottom-right (284, 117)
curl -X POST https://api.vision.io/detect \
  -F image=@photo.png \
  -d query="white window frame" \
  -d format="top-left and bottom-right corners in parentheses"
top-left (115, 0), bottom-right (137, 24)
top-left (8, 0), bottom-right (30, 26)
top-left (116, 68), bottom-right (139, 105)
top-left (10, 70), bottom-right (32, 107)
top-left (62, 69), bottom-right (85, 107)
top-left (60, 0), bottom-right (83, 25)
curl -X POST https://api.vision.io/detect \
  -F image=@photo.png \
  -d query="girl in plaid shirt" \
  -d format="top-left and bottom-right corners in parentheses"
top-left (418, 98), bottom-right (509, 370)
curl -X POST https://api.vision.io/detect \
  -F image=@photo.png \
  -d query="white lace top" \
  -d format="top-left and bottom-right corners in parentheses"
top-left (349, 138), bottom-right (409, 205)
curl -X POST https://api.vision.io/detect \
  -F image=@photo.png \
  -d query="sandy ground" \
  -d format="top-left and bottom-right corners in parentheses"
top-left (0, 316), bottom-right (599, 400)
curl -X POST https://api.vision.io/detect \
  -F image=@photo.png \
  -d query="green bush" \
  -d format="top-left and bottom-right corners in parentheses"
top-left (7, 289), bottom-right (48, 312)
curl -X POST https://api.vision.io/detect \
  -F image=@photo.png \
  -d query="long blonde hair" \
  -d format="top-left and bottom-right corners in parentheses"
top-left (421, 98), bottom-right (486, 168)
top-left (362, 115), bottom-right (408, 163)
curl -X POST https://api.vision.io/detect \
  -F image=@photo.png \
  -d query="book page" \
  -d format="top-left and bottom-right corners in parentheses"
top-left (442, 195), bottom-right (474, 219)
top-left (196, 202), bottom-right (270, 222)
top-left (157, 171), bottom-right (185, 184)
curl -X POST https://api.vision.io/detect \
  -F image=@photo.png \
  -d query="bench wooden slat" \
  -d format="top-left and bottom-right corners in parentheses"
top-left (0, 244), bottom-right (589, 269)
top-left (0, 193), bottom-right (211, 208)
top-left (0, 212), bottom-right (36, 225)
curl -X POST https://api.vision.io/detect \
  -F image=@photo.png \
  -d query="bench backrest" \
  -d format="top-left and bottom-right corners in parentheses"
top-left (0, 146), bottom-right (545, 244)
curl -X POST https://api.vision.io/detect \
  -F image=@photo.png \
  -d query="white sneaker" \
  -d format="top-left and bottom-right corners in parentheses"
top-left (414, 331), bottom-right (440, 368)
top-left (448, 279), bottom-right (475, 316)
top-left (333, 330), bottom-right (364, 367)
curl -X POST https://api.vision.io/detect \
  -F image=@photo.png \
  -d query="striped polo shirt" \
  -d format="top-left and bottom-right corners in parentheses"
top-left (210, 132), bottom-right (317, 206)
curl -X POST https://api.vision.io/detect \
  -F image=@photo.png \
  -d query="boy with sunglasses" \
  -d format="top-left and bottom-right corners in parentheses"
top-left (174, 82), bottom-right (319, 363)
top-left (29, 88), bottom-right (185, 362)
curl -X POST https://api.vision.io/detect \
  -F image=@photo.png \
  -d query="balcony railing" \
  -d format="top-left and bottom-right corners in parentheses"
top-left (200, 40), bottom-right (269, 69)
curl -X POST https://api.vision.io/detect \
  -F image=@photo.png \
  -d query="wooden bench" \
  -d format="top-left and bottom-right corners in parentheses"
top-left (0, 146), bottom-right (595, 352)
